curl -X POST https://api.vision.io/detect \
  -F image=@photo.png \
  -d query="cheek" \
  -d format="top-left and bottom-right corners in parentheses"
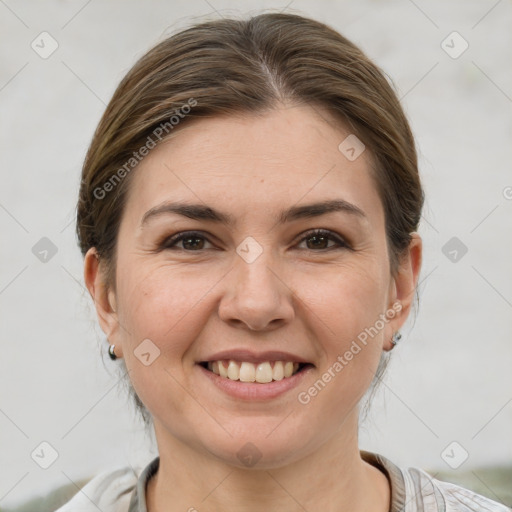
top-left (294, 260), bottom-right (389, 338)
top-left (116, 264), bottom-right (218, 350)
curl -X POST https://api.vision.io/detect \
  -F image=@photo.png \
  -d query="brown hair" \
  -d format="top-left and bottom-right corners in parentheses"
top-left (76, 12), bottom-right (424, 424)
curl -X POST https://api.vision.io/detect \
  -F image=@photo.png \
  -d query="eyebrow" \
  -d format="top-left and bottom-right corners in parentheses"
top-left (140, 199), bottom-right (366, 228)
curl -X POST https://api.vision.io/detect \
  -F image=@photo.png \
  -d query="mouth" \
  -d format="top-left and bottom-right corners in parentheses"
top-left (198, 360), bottom-right (313, 384)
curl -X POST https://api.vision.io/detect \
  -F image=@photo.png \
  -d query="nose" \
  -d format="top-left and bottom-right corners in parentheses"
top-left (218, 251), bottom-right (295, 331)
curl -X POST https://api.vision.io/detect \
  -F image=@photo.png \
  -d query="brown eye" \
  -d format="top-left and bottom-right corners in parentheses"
top-left (161, 231), bottom-right (213, 251)
top-left (297, 229), bottom-right (348, 251)
top-left (306, 233), bottom-right (329, 250)
top-left (181, 235), bottom-right (205, 250)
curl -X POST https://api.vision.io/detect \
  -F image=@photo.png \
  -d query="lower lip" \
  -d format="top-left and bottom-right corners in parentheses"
top-left (196, 364), bottom-right (313, 400)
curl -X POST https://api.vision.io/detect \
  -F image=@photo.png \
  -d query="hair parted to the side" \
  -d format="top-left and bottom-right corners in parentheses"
top-left (76, 12), bottom-right (424, 427)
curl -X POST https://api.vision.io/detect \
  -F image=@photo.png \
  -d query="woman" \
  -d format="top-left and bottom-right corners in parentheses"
top-left (57, 12), bottom-right (510, 512)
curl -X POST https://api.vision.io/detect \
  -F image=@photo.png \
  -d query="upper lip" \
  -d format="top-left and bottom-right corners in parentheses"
top-left (198, 349), bottom-right (312, 365)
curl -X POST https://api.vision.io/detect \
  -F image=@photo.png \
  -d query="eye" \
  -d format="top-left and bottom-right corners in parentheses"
top-left (159, 229), bottom-right (349, 252)
top-left (160, 231), bottom-right (214, 251)
top-left (296, 229), bottom-right (349, 251)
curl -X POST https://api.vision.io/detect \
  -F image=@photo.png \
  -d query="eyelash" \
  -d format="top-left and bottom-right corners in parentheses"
top-left (159, 229), bottom-right (350, 252)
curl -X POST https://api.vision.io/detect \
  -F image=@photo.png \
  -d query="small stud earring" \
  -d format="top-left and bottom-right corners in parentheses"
top-left (390, 332), bottom-right (402, 348)
top-left (108, 344), bottom-right (118, 360)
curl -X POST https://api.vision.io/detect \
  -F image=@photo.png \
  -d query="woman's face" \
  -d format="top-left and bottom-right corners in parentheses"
top-left (86, 104), bottom-right (420, 468)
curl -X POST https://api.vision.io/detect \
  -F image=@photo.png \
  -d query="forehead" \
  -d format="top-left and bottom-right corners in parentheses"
top-left (122, 104), bottom-right (383, 227)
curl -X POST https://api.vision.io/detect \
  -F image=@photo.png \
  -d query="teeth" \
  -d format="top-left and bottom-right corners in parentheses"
top-left (207, 360), bottom-right (302, 383)
top-left (239, 362), bottom-right (256, 382)
top-left (218, 361), bottom-right (228, 378)
top-left (273, 361), bottom-right (284, 381)
top-left (227, 360), bottom-right (239, 380)
top-left (256, 362), bottom-right (273, 383)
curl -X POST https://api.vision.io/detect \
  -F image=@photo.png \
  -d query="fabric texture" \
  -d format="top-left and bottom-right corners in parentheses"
top-left (55, 450), bottom-right (511, 511)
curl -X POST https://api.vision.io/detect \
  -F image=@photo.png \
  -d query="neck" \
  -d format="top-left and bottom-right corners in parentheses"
top-left (145, 418), bottom-right (390, 512)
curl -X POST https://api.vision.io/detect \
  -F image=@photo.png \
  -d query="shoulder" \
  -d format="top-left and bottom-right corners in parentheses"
top-left (403, 466), bottom-right (511, 512)
top-left (54, 465), bottom-right (139, 512)
top-left (360, 451), bottom-right (510, 512)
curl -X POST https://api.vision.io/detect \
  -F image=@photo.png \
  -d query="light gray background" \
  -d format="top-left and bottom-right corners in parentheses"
top-left (1, 0), bottom-right (511, 507)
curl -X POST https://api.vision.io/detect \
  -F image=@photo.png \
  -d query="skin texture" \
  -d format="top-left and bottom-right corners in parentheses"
top-left (84, 103), bottom-right (422, 512)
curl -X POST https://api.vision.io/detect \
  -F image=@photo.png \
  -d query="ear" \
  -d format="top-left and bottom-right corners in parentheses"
top-left (384, 233), bottom-right (422, 350)
top-left (84, 248), bottom-right (123, 358)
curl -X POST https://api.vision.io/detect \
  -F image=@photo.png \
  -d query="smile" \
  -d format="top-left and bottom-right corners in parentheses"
top-left (201, 360), bottom-right (308, 383)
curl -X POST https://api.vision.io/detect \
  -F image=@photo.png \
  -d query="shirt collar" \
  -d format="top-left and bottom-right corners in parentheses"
top-left (360, 450), bottom-right (406, 512)
top-left (128, 456), bottom-right (159, 512)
